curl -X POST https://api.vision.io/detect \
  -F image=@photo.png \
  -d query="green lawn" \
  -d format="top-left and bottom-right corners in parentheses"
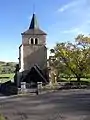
top-left (0, 114), bottom-right (6, 120)
top-left (59, 77), bottom-right (90, 82)
top-left (0, 73), bottom-right (15, 83)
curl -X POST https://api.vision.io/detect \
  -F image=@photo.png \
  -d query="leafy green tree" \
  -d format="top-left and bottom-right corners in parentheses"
top-left (0, 62), bottom-right (16, 74)
top-left (50, 34), bottom-right (90, 82)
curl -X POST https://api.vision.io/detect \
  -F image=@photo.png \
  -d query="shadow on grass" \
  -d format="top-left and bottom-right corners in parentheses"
top-left (58, 80), bottom-right (90, 90)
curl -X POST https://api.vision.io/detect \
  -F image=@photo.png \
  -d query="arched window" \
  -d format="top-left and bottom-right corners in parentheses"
top-left (35, 38), bottom-right (38, 45)
top-left (31, 38), bottom-right (33, 44)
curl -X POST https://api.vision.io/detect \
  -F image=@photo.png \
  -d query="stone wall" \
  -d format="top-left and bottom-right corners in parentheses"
top-left (23, 45), bottom-right (47, 70)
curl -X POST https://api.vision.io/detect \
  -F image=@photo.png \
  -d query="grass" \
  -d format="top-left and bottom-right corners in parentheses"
top-left (58, 77), bottom-right (90, 82)
top-left (0, 114), bottom-right (6, 120)
top-left (0, 73), bottom-right (15, 83)
top-left (0, 73), bottom-right (14, 78)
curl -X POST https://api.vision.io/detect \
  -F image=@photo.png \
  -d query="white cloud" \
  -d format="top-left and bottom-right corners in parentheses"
top-left (57, 0), bottom-right (87, 13)
top-left (57, 0), bottom-right (90, 35)
top-left (57, 1), bottom-right (79, 12)
top-left (48, 0), bottom-right (90, 48)
top-left (61, 19), bottom-right (90, 35)
top-left (61, 27), bottom-right (85, 35)
top-left (61, 28), bottom-right (79, 34)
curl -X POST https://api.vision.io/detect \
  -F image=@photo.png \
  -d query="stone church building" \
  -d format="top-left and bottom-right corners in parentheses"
top-left (19, 13), bottom-right (47, 72)
top-left (14, 13), bottom-right (49, 87)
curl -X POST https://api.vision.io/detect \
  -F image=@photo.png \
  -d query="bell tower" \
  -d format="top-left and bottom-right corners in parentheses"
top-left (19, 13), bottom-right (47, 72)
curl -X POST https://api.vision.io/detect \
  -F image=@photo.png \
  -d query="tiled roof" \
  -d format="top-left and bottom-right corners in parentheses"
top-left (21, 28), bottom-right (47, 35)
top-left (22, 13), bottom-right (47, 35)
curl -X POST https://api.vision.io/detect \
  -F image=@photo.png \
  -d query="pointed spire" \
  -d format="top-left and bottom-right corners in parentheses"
top-left (29, 13), bottom-right (39, 29)
top-left (21, 13), bottom-right (47, 35)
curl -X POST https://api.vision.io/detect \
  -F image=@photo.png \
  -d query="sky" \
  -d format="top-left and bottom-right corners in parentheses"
top-left (0, 0), bottom-right (90, 62)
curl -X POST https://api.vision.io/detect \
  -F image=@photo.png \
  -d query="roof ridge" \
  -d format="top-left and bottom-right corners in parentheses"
top-left (21, 28), bottom-right (47, 35)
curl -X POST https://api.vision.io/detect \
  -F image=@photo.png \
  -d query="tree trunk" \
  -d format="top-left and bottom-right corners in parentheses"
top-left (77, 77), bottom-right (80, 82)
top-left (76, 76), bottom-right (81, 85)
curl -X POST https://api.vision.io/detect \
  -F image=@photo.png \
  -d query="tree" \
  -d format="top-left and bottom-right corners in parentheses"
top-left (50, 34), bottom-right (90, 82)
top-left (0, 62), bottom-right (16, 74)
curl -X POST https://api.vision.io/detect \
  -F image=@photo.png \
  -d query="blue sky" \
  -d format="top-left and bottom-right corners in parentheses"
top-left (0, 0), bottom-right (90, 62)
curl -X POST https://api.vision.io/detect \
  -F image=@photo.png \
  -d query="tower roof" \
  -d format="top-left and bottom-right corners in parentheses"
top-left (22, 13), bottom-right (47, 35)
top-left (29, 13), bottom-right (39, 29)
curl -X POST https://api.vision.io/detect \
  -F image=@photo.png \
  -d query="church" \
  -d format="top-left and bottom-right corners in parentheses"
top-left (15, 13), bottom-right (49, 87)
top-left (19, 13), bottom-right (47, 72)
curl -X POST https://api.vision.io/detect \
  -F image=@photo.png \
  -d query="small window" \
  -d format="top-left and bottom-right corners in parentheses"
top-left (35, 38), bottom-right (38, 44)
top-left (31, 38), bottom-right (33, 44)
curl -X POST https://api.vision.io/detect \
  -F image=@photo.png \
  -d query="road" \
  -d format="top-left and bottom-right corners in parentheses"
top-left (0, 89), bottom-right (90, 120)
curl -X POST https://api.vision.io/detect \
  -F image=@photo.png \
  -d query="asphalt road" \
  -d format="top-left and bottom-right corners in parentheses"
top-left (0, 89), bottom-right (90, 120)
